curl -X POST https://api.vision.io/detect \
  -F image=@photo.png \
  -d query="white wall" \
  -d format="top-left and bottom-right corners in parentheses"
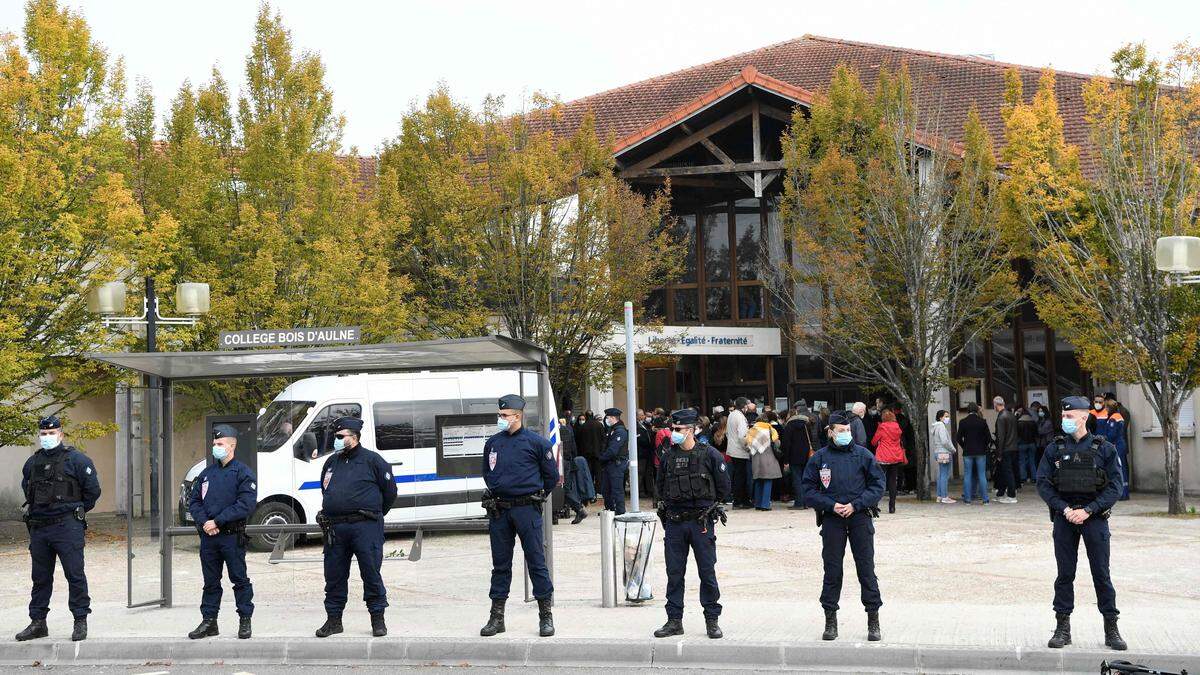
top-left (1120, 383), bottom-right (1200, 496)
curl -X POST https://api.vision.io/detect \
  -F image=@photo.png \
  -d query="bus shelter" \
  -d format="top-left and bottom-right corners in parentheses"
top-left (86, 335), bottom-right (557, 609)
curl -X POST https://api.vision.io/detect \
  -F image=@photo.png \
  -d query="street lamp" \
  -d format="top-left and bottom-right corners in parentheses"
top-left (87, 277), bottom-right (210, 350)
top-left (1155, 236), bottom-right (1200, 284)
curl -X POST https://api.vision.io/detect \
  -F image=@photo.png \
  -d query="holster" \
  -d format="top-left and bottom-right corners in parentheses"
top-left (316, 510), bottom-right (333, 545)
top-left (73, 506), bottom-right (87, 528)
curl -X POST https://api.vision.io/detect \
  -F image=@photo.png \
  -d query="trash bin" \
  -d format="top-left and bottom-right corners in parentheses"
top-left (614, 511), bottom-right (657, 602)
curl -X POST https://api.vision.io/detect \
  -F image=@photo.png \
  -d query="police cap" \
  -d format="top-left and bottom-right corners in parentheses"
top-left (1061, 396), bottom-right (1091, 411)
top-left (211, 424), bottom-right (238, 440)
top-left (332, 416), bottom-right (364, 433)
top-left (38, 415), bottom-right (62, 430)
top-left (604, 407), bottom-right (622, 418)
top-left (827, 410), bottom-right (853, 427)
top-left (498, 394), bottom-right (526, 411)
top-left (669, 408), bottom-right (698, 425)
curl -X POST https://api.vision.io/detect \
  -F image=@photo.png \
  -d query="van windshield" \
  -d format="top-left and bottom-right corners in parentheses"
top-left (258, 400), bottom-right (314, 450)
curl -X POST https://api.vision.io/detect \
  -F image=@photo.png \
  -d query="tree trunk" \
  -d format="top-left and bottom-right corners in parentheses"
top-left (912, 419), bottom-right (931, 502)
top-left (1162, 416), bottom-right (1188, 515)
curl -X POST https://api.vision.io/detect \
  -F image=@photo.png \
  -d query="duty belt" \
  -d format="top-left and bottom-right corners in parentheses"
top-left (217, 520), bottom-right (247, 536)
top-left (481, 492), bottom-right (545, 519)
top-left (657, 503), bottom-right (727, 527)
top-left (319, 510), bottom-right (378, 526)
top-left (23, 514), bottom-right (64, 530)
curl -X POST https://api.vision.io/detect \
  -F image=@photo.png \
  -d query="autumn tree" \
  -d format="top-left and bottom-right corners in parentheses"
top-left (1020, 45), bottom-right (1200, 514)
top-left (130, 5), bottom-right (413, 418)
top-left (0, 0), bottom-right (142, 445)
top-left (380, 92), bottom-right (680, 408)
top-left (774, 64), bottom-right (1019, 499)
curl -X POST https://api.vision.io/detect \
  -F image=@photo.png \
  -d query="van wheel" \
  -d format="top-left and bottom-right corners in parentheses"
top-left (248, 502), bottom-right (299, 552)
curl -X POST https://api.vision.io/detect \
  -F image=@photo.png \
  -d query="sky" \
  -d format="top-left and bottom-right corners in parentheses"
top-left (1, 0), bottom-right (1197, 153)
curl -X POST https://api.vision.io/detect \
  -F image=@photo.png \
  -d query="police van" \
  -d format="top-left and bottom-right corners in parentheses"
top-left (179, 369), bottom-right (561, 550)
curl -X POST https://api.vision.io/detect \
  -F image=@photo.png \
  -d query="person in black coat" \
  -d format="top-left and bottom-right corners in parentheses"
top-left (559, 419), bottom-right (586, 524)
top-left (956, 403), bottom-right (992, 504)
top-left (782, 407), bottom-right (815, 510)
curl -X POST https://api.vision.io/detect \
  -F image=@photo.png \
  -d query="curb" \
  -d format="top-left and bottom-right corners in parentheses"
top-left (1, 637), bottom-right (1196, 672)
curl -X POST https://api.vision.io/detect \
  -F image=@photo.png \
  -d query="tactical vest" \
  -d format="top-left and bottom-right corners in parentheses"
top-left (27, 452), bottom-right (82, 506)
top-left (1051, 435), bottom-right (1108, 496)
top-left (662, 446), bottom-right (715, 502)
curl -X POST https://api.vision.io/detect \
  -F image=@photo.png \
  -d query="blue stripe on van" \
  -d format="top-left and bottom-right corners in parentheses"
top-left (298, 472), bottom-right (458, 490)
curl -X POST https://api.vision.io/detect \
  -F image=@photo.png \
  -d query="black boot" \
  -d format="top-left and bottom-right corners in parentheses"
top-left (653, 618), bottom-right (684, 638)
top-left (480, 599), bottom-right (505, 637)
top-left (371, 612), bottom-right (387, 637)
top-left (705, 617), bottom-right (723, 639)
top-left (537, 597), bottom-right (554, 637)
top-left (238, 615), bottom-right (252, 639)
top-left (71, 617), bottom-right (87, 642)
top-left (315, 615), bottom-right (343, 638)
top-left (1047, 613), bottom-right (1071, 648)
top-left (822, 609), bottom-right (838, 641)
top-left (15, 619), bottom-right (48, 642)
top-left (188, 618), bottom-right (219, 640)
top-left (867, 611), bottom-right (881, 642)
top-left (571, 509), bottom-right (587, 524)
top-left (1104, 616), bottom-right (1127, 651)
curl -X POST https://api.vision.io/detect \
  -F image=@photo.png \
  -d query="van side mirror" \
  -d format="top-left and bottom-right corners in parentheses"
top-left (295, 431), bottom-right (318, 461)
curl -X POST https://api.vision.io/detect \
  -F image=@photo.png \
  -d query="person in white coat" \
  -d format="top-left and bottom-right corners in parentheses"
top-left (931, 410), bottom-right (957, 503)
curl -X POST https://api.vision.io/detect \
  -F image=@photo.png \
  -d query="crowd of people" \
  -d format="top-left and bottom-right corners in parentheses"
top-left (555, 390), bottom-right (1132, 518)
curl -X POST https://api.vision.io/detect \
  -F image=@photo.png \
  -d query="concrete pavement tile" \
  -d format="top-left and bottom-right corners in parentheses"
top-left (402, 636), bottom-right (528, 666)
top-left (526, 637), bottom-right (652, 666)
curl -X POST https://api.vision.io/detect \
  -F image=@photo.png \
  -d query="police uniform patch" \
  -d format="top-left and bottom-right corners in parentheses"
top-left (820, 466), bottom-right (832, 489)
top-left (200, 480), bottom-right (209, 499)
top-left (85, 466), bottom-right (92, 475)
top-left (384, 472), bottom-right (391, 480)
top-left (488, 450), bottom-right (498, 471)
top-left (546, 450), bottom-right (553, 460)
top-left (719, 463), bottom-right (725, 472)
top-left (322, 469), bottom-right (332, 489)
top-left (249, 482), bottom-right (256, 490)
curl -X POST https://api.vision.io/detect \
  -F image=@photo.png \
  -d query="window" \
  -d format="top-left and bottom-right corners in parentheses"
top-left (299, 403), bottom-right (362, 460)
top-left (989, 328), bottom-right (1017, 406)
top-left (675, 214), bottom-right (697, 283)
top-left (674, 289), bottom-right (699, 322)
top-left (258, 400), bottom-right (314, 450)
top-left (375, 399), bottom-right (463, 450)
top-left (796, 354), bottom-right (826, 380)
top-left (643, 289), bottom-right (666, 320)
top-left (703, 210), bottom-right (730, 282)
top-left (734, 210), bottom-right (762, 281)
top-left (705, 286), bottom-right (731, 320)
top-left (1022, 328), bottom-right (1048, 388)
top-left (738, 285), bottom-right (763, 319)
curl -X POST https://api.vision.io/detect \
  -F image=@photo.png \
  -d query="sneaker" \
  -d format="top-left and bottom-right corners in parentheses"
top-left (939, 497), bottom-right (957, 504)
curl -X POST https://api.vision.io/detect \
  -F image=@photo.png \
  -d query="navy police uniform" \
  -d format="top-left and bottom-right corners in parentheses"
top-left (187, 425), bottom-right (257, 627)
top-left (480, 394), bottom-right (559, 637)
top-left (1036, 396), bottom-right (1126, 650)
top-left (598, 407), bottom-right (629, 515)
top-left (654, 408), bottom-right (731, 638)
top-left (317, 416), bottom-right (398, 632)
top-left (19, 416), bottom-right (100, 640)
top-left (802, 410), bottom-right (884, 641)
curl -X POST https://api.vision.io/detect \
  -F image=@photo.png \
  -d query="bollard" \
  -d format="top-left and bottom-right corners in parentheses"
top-left (600, 509), bottom-right (616, 607)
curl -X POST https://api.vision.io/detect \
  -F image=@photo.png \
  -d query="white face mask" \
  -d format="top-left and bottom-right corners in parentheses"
top-left (1094, 402), bottom-right (1104, 411)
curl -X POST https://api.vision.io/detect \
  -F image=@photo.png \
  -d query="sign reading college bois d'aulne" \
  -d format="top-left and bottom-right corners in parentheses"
top-left (218, 326), bottom-right (361, 350)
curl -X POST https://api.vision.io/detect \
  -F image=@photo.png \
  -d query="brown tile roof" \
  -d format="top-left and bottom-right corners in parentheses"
top-left (541, 34), bottom-right (1098, 166)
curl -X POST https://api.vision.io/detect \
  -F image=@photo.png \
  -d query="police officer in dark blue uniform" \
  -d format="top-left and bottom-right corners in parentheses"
top-left (186, 424), bottom-right (257, 640)
top-left (653, 408), bottom-right (731, 640)
top-left (1037, 396), bottom-right (1127, 651)
top-left (479, 394), bottom-right (559, 638)
top-left (314, 416), bottom-right (398, 638)
top-left (598, 407), bottom-right (629, 515)
top-left (16, 416), bottom-right (101, 642)
top-left (802, 410), bottom-right (884, 642)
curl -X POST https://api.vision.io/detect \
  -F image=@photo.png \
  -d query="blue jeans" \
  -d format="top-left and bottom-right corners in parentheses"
top-left (962, 455), bottom-right (989, 503)
top-left (753, 479), bottom-right (773, 509)
top-left (1018, 443), bottom-right (1038, 482)
top-left (936, 461), bottom-right (952, 499)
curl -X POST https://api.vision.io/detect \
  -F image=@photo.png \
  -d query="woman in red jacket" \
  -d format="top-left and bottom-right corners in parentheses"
top-left (871, 409), bottom-right (908, 514)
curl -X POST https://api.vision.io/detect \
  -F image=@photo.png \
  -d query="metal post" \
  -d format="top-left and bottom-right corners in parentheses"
top-left (539, 366), bottom-right (554, 588)
top-left (624, 302), bottom-right (640, 512)
top-left (600, 509), bottom-right (616, 607)
top-left (160, 378), bottom-right (173, 607)
top-left (145, 277), bottom-right (160, 539)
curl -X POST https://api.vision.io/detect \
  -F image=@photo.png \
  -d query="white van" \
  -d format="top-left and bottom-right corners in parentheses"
top-left (178, 369), bottom-right (561, 550)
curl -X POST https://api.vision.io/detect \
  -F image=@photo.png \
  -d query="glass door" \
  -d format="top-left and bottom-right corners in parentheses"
top-left (124, 384), bottom-right (164, 608)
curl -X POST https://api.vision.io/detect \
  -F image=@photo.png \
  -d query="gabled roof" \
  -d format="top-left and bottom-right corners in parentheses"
top-left (539, 35), bottom-right (1097, 164)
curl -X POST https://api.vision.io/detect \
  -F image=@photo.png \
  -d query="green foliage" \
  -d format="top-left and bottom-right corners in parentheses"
top-left (0, 0), bottom-right (142, 446)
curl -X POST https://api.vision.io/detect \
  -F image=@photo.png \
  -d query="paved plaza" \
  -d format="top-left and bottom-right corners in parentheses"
top-left (0, 492), bottom-right (1196, 672)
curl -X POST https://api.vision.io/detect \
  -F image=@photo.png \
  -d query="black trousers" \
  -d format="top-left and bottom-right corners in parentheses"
top-left (730, 457), bottom-right (752, 506)
top-left (1052, 513), bottom-right (1118, 617)
top-left (819, 511), bottom-right (882, 612)
top-left (639, 458), bottom-right (657, 501)
top-left (28, 518), bottom-right (89, 620)
top-left (996, 453), bottom-right (1019, 498)
top-left (883, 465), bottom-right (900, 512)
top-left (663, 518), bottom-right (721, 620)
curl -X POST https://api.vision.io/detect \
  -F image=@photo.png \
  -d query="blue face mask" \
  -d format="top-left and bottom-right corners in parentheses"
top-left (39, 435), bottom-right (58, 450)
top-left (333, 436), bottom-right (346, 451)
top-left (212, 445), bottom-right (228, 462)
top-left (1061, 417), bottom-right (1078, 434)
top-left (497, 417), bottom-right (510, 432)
top-left (670, 431), bottom-right (685, 445)
top-left (834, 431), bottom-right (853, 447)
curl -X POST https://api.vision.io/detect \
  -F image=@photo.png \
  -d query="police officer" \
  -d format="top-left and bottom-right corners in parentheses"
top-left (653, 408), bottom-right (731, 640)
top-left (598, 407), bottom-right (629, 515)
top-left (802, 410), bottom-right (884, 642)
top-left (314, 417), bottom-right (398, 638)
top-left (479, 394), bottom-right (559, 638)
top-left (16, 416), bottom-right (101, 642)
top-left (1036, 396), bottom-right (1127, 651)
top-left (187, 424), bottom-right (257, 640)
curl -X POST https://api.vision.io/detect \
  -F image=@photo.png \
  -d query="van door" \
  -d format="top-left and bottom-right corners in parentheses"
top-left (408, 378), bottom-right (466, 520)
